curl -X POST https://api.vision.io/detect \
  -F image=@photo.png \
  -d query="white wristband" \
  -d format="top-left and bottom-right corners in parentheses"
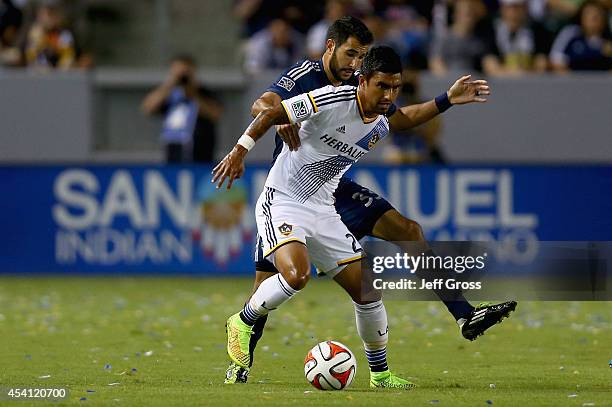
top-left (237, 134), bottom-right (256, 151)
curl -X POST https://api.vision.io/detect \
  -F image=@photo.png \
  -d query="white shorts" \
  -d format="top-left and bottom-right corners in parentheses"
top-left (255, 187), bottom-right (364, 277)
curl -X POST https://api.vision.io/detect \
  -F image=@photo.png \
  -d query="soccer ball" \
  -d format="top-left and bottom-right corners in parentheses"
top-left (304, 340), bottom-right (357, 390)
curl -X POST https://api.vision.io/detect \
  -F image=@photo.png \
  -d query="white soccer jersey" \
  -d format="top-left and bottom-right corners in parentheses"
top-left (266, 85), bottom-right (390, 207)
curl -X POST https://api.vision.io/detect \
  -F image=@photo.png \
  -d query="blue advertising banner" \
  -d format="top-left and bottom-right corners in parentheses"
top-left (1, 165), bottom-right (611, 274)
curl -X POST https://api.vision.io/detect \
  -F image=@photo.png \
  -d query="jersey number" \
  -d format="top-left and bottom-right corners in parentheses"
top-left (351, 189), bottom-right (380, 208)
top-left (345, 233), bottom-right (362, 253)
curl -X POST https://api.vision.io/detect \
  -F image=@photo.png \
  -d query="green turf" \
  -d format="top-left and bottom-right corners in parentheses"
top-left (0, 277), bottom-right (610, 406)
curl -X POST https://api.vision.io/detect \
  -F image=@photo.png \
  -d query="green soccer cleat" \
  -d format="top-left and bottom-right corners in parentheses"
top-left (460, 301), bottom-right (517, 341)
top-left (224, 361), bottom-right (249, 384)
top-left (225, 313), bottom-right (252, 368)
top-left (370, 370), bottom-right (416, 390)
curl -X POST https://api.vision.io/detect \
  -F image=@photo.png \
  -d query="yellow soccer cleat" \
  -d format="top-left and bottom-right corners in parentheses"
top-left (370, 370), bottom-right (417, 390)
top-left (225, 313), bottom-right (252, 368)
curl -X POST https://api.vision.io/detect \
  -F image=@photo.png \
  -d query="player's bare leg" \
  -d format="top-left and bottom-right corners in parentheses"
top-left (371, 209), bottom-right (517, 340)
top-left (333, 262), bottom-right (415, 390)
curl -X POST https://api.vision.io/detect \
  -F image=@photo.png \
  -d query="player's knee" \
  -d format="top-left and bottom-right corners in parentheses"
top-left (279, 262), bottom-right (310, 290)
top-left (282, 266), bottom-right (310, 290)
top-left (397, 217), bottom-right (425, 241)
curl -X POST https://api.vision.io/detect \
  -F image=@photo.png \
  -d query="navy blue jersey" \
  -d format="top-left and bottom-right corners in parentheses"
top-left (254, 59), bottom-right (397, 272)
top-left (266, 59), bottom-right (397, 164)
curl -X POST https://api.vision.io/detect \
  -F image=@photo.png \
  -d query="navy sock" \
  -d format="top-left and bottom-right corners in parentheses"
top-left (420, 249), bottom-right (475, 321)
top-left (444, 299), bottom-right (475, 321)
top-left (249, 314), bottom-right (268, 367)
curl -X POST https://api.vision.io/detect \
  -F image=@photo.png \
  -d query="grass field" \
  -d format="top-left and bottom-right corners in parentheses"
top-left (0, 277), bottom-right (610, 406)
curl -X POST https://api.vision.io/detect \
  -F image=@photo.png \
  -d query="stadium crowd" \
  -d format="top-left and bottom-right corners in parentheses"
top-left (2, 0), bottom-right (610, 72)
top-left (236, 0), bottom-right (612, 75)
top-left (1, 0), bottom-right (609, 164)
top-left (0, 0), bottom-right (92, 68)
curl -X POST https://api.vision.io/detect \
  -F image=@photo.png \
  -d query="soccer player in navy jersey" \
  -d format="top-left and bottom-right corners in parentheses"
top-left (224, 16), bottom-right (516, 384)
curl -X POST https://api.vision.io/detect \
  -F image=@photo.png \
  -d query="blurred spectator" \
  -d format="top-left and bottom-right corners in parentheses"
top-left (233, 0), bottom-right (324, 37)
top-left (384, 69), bottom-right (446, 164)
top-left (378, 1), bottom-right (431, 70)
top-left (23, 2), bottom-right (78, 69)
top-left (487, 0), bottom-right (552, 75)
top-left (141, 55), bottom-right (223, 164)
top-left (244, 18), bottom-right (305, 74)
top-left (429, 0), bottom-right (498, 75)
top-left (542, 0), bottom-right (588, 32)
top-left (306, 0), bottom-right (351, 59)
top-left (363, 12), bottom-right (388, 43)
top-left (0, 0), bottom-right (22, 66)
top-left (372, 0), bottom-right (435, 24)
top-left (550, 0), bottom-right (612, 71)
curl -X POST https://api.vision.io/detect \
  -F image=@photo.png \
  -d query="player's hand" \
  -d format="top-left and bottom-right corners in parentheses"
top-left (276, 123), bottom-right (301, 151)
top-left (211, 145), bottom-right (246, 190)
top-left (448, 75), bottom-right (490, 105)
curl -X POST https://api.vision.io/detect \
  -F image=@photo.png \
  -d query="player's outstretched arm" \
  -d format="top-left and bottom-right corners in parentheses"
top-left (211, 104), bottom-right (290, 190)
top-left (252, 92), bottom-right (301, 151)
top-left (388, 75), bottom-right (490, 132)
top-left (251, 92), bottom-right (281, 118)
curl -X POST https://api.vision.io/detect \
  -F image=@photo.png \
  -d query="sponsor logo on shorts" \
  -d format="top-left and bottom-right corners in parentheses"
top-left (277, 76), bottom-right (295, 92)
top-left (291, 100), bottom-right (308, 120)
top-left (278, 222), bottom-right (293, 236)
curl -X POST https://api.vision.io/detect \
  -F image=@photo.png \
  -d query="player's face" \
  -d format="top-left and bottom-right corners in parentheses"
top-left (329, 36), bottom-right (369, 82)
top-left (362, 72), bottom-right (402, 114)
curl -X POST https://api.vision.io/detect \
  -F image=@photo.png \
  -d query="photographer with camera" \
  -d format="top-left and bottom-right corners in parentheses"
top-left (142, 54), bottom-right (223, 163)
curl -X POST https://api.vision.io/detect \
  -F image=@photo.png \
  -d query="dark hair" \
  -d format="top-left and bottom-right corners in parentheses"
top-left (171, 53), bottom-right (196, 66)
top-left (360, 45), bottom-right (402, 79)
top-left (326, 16), bottom-right (373, 47)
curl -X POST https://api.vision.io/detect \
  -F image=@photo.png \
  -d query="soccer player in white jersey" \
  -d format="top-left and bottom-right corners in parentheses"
top-left (212, 46), bottom-right (491, 389)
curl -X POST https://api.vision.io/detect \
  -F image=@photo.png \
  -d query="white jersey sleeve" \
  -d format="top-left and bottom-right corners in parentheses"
top-left (281, 85), bottom-right (357, 124)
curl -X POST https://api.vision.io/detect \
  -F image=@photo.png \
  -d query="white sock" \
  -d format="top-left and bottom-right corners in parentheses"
top-left (248, 274), bottom-right (298, 315)
top-left (354, 300), bottom-right (390, 372)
